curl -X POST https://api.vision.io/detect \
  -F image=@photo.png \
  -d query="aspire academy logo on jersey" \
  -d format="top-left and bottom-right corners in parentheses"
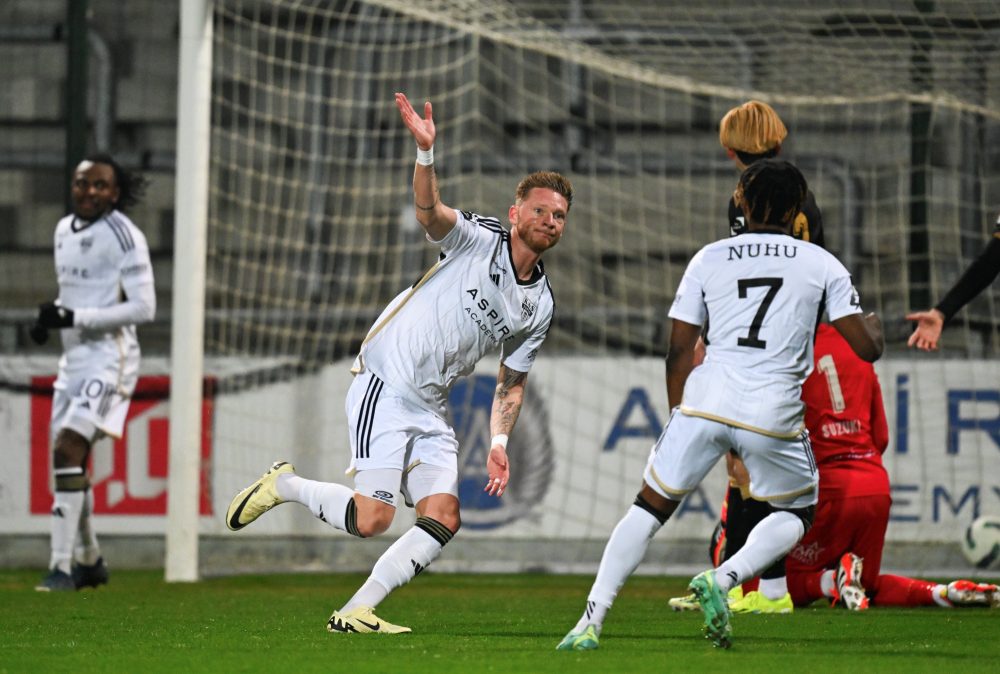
top-left (464, 287), bottom-right (512, 343)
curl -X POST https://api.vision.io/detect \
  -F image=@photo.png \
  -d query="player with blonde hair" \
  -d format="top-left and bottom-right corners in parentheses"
top-left (719, 99), bottom-right (787, 157)
top-left (720, 100), bottom-right (824, 248)
top-left (226, 93), bottom-right (573, 635)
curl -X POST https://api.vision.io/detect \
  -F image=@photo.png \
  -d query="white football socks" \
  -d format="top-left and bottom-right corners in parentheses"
top-left (758, 576), bottom-right (789, 601)
top-left (575, 505), bottom-right (662, 633)
top-left (276, 474), bottom-right (356, 532)
top-left (932, 585), bottom-right (951, 607)
top-left (49, 489), bottom-right (85, 574)
top-left (342, 522), bottom-right (446, 612)
top-left (716, 510), bottom-right (804, 592)
top-left (820, 569), bottom-right (836, 597)
top-left (572, 601), bottom-right (610, 635)
top-left (75, 488), bottom-right (102, 566)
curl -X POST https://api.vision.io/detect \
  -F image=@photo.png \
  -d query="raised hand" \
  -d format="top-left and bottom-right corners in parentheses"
top-left (394, 92), bottom-right (435, 150)
top-left (905, 308), bottom-right (944, 351)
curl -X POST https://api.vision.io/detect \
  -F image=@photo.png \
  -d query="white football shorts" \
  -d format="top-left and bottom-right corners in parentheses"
top-left (345, 370), bottom-right (459, 506)
top-left (51, 350), bottom-right (139, 442)
top-left (643, 409), bottom-right (818, 509)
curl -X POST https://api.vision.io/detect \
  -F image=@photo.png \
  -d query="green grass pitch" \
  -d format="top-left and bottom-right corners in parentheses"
top-left (1, 570), bottom-right (998, 673)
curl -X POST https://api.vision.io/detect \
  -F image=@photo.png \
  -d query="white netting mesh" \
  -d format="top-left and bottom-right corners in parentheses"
top-left (208, 0), bottom-right (1000, 364)
top-left (203, 0), bottom-right (1000, 572)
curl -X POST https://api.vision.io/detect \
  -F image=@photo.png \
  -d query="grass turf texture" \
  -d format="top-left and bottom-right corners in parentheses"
top-left (2, 571), bottom-right (998, 674)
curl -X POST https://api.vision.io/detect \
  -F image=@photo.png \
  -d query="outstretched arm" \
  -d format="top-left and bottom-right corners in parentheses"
top-left (484, 364), bottom-right (527, 498)
top-left (394, 92), bottom-right (456, 241)
top-left (906, 234), bottom-right (1000, 351)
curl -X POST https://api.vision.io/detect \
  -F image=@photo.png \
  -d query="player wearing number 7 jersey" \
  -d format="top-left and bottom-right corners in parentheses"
top-left (558, 158), bottom-right (883, 651)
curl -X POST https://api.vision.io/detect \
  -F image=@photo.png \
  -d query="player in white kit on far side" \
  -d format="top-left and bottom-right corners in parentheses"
top-left (225, 93), bottom-right (574, 634)
top-left (33, 153), bottom-right (155, 592)
top-left (558, 159), bottom-right (883, 650)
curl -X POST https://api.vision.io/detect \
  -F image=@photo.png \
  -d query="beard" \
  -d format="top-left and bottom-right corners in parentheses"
top-left (516, 226), bottom-right (560, 253)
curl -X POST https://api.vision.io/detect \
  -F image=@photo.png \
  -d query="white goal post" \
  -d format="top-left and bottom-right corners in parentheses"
top-left (167, 0), bottom-right (213, 582)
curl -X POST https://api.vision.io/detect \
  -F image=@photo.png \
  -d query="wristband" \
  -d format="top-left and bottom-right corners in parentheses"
top-left (491, 434), bottom-right (509, 449)
top-left (416, 146), bottom-right (434, 166)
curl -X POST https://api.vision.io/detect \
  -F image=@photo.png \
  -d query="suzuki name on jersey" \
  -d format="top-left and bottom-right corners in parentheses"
top-left (465, 288), bottom-right (512, 343)
top-left (821, 418), bottom-right (862, 438)
top-left (727, 242), bottom-right (798, 261)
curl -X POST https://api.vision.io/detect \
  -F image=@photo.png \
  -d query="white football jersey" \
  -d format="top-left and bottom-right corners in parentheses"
top-left (359, 209), bottom-right (554, 415)
top-left (53, 210), bottom-right (155, 370)
top-left (669, 232), bottom-right (861, 437)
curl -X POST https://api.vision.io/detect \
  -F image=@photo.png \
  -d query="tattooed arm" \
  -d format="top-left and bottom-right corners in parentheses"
top-left (484, 364), bottom-right (528, 497)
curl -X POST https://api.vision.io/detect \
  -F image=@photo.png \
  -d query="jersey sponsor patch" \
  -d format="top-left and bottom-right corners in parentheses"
top-left (463, 287), bottom-right (512, 344)
top-left (790, 539), bottom-right (823, 565)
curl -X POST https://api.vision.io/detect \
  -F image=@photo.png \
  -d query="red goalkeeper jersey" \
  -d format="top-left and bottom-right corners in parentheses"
top-left (801, 323), bottom-right (890, 499)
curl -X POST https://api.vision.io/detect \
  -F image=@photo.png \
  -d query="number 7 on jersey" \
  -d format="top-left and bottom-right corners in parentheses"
top-left (736, 277), bottom-right (783, 349)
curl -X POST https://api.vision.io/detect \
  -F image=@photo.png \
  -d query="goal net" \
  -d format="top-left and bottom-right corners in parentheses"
top-left (201, 0), bottom-right (1000, 575)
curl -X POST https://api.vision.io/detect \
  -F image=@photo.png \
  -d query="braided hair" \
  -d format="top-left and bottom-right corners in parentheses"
top-left (734, 158), bottom-right (807, 229)
top-left (84, 152), bottom-right (149, 213)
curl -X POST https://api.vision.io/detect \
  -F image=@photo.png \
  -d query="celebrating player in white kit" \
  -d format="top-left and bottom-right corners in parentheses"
top-left (226, 93), bottom-right (573, 634)
top-left (33, 154), bottom-right (155, 592)
top-left (558, 158), bottom-right (883, 650)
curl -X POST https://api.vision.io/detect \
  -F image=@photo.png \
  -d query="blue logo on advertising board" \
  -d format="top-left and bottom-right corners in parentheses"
top-left (448, 375), bottom-right (553, 530)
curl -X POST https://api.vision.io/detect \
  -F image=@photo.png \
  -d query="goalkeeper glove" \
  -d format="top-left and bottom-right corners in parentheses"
top-left (29, 322), bottom-right (49, 345)
top-left (36, 301), bottom-right (75, 329)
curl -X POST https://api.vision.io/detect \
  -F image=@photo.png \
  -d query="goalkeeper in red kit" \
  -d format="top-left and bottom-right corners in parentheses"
top-left (785, 323), bottom-right (998, 609)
